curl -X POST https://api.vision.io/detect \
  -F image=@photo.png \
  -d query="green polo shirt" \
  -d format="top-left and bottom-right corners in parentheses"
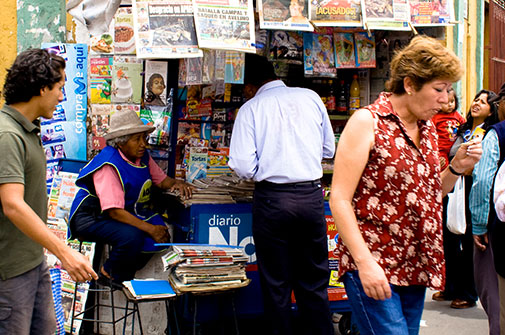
top-left (0, 105), bottom-right (47, 280)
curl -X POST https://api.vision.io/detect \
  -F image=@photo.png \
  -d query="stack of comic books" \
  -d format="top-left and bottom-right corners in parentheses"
top-left (162, 244), bottom-right (250, 293)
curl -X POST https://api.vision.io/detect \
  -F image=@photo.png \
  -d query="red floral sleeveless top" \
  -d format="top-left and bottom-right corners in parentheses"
top-left (336, 92), bottom-right (445, 289)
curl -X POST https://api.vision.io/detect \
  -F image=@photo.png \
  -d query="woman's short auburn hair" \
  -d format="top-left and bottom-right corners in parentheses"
top-left (385, 35), bottom-right (464, 94)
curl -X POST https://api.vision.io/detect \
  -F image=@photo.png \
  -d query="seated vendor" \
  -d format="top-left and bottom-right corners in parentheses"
top-left (69, 109), bottom-right (192, 285)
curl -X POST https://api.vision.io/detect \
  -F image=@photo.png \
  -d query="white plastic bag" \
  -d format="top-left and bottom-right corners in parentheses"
top-left (447, 176), bottom-right (466, 235)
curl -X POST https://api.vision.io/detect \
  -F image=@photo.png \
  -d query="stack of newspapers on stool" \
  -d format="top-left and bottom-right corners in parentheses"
top-left (161, 244), bottom-right (250, 293)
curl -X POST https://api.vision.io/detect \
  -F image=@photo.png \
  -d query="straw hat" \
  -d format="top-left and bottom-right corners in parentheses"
top-left (104, 109), bottom-right (155, 140)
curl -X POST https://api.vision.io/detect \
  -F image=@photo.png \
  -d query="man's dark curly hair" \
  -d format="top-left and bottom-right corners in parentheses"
top-left (2, 48), bottom-right (65, 105)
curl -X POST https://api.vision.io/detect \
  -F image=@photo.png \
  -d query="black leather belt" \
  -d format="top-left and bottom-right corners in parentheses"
top-left (257, 179), bottom-right (321, 188)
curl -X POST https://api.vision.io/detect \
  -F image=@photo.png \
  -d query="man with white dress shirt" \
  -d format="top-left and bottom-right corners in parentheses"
top-left (229, 54), bottom-right (335, 335)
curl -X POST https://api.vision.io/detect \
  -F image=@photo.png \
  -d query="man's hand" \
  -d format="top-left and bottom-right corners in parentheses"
top-left (473, 233), bottom-right (488, 252)
top-left (59, 247), bottom-right (98, 283)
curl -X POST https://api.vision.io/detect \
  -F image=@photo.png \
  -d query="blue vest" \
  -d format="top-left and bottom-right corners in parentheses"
top-left (69, 146), bottom-right (164, 252)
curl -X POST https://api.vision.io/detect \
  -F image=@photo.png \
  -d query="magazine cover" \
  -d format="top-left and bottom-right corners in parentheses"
top-left (215, 50), bottom-right (226, 80)
top-left (89, 21), bottom-right (115, 54)
top-left (140, 88), bottom-right (173, 146)
top-left (362, 0), bottom-right (410, 30)
top-left (177, 122), bottom-right (202, 144)
top-left (89, 56), bottom-right (113, 104)
top-left (210, 123), bottom-right (227, 148)
top-left (202, 49), bottom-right (216, 84)
top-left (354, 31), bottom-right (376, 68)
top-left (144, 60), bottom-right (169, 107)
top-left (179, 58), bottom-right (203, 86)
top-left (132, 0), bottom-right (203, 58)
top-left (50, 172), bottom-right (78, 221)
top-left (309, 0), bottom-right (362, 27)
top-left (192, 0), bottom-right (256, 52)
top-left (207, 148), bottom-right (232, 177)
top-left (333, 32), bottom-right (356, 68)
top-left (46, 160), bottom-right (60, 194)
top-left (90, 104), bottom-right (112, 155)
top-left (224, 51), bottom-right (245, 84)
top-left (187, 147), bottom-right (208, 182)
top-left (112, 56), bottom-right (143, 104)
top-left (410, 0), bottom-right (455, 25)
top-left (303, 29), bottom-right (337, 77)
top-left (114, 6), bottom-right (136, 54)
top-left (268, 30), bottom-right (304, 64)
top-left (258, 0), bottom-right (314, 31)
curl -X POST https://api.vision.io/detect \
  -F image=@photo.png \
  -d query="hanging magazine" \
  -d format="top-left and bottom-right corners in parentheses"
top-left (132, 0), bottom-right (203, 58)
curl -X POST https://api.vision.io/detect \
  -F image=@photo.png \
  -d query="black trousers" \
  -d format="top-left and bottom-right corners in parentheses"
top-left (252, 181), bottom-right (332, 335)
top-left (442, 175), bottom-right (478, 302)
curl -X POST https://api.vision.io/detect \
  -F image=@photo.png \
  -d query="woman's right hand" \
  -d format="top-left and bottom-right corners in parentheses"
top-left (357, 259), bottom-right (392, 301)
top-left (149, 224), bottom-right (170, 243)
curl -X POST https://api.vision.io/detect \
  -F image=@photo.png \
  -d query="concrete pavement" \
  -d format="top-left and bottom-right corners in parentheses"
top-left (420, 289), bottom-right (489, 335)
top-left (333, 288), bottom-right (490, 335)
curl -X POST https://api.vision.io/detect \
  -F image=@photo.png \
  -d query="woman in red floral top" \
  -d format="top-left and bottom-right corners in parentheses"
top-left (329, 35), bottom-right (483, 335)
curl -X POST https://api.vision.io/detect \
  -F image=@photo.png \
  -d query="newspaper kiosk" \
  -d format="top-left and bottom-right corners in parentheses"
top-left (172, 201), bottom-right (353, 333)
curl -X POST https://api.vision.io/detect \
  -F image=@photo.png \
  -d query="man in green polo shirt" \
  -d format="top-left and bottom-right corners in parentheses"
top-left (0, 48), bottom-right (97, 335)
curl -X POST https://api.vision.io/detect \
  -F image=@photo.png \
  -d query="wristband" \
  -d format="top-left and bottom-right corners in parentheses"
top-left (448, 164), bottom-right (463, 176)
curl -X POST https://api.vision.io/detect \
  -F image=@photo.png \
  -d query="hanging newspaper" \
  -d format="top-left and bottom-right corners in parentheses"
top-left (192, 0), bottom-right (256, 52)
top-left (132, 0), bottom-right (203, 58)
top-left (410, 0), bottom-right (454, 25)
top-left (309, 0), bottom-right (362, 27)
top-left (258, 0), bottom-right (314, 31)
top-left (362, 0), bottom-right (410, 31)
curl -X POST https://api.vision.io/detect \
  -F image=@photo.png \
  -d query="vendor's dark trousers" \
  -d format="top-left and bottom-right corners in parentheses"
top-left (253, 181), bottom-right (332, 335)
top-left (72, 211), bottom-right (152, 283)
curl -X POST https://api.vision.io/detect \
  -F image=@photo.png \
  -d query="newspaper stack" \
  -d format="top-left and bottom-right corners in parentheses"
top-left (162, 244), bottom-right (250, 293)
top-left (164, 173), bottom-right (255, 207)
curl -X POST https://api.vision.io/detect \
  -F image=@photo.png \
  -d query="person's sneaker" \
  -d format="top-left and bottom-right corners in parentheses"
top-left (432, 291), bottom-right (450, 301)
top-left (450, 299), bottom-right (477, 309)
